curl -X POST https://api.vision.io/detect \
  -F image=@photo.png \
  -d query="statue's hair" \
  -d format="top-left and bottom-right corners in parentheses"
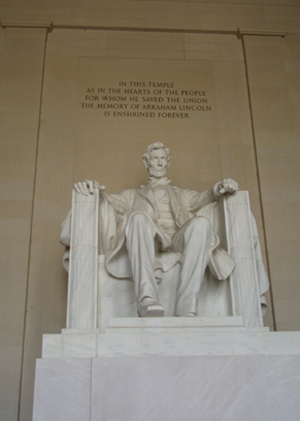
top-left (143, 142), bottom-right (171, 167)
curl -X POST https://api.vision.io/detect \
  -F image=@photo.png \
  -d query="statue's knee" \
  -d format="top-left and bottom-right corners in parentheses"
top-left (126, 212), bottom-right (155, 240)
top-left (191, 216), bottom-right (211, 234)
top-left (130, 212), bottom-right (151, 226)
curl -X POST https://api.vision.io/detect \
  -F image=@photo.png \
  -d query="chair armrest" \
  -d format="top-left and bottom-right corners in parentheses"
top-left (223, 191), bottom-right (264, 327)
top-left (67, 189), bottom-right (99, 329)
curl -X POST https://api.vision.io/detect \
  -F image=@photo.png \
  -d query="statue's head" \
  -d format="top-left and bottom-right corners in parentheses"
top-left (143, 142), bottom-right (171, 178)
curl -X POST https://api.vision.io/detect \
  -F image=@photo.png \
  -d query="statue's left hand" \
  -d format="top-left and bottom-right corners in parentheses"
top-left (73, 180), bottom-right (105, 196)
top-left (217, 178), bottom-right (239, 195)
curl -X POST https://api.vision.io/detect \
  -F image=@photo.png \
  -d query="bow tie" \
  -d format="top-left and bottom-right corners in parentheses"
top-left (148, 176), bottom-right (171, 187)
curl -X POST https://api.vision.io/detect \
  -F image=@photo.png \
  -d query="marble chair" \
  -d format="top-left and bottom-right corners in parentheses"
top-left (61, 190), bottom-right (269, 331)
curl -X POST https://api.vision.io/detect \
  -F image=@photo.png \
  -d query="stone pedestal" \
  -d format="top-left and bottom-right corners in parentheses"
top-left (33, 319), bottom-right (300, 421)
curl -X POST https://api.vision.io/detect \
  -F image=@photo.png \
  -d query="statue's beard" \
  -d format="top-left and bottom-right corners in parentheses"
top-left (148, 167), bottom-right (168, 178)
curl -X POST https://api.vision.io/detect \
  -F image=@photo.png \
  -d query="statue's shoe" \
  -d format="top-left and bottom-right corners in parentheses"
top-left (139, 304), bottom-right (165, 318)
top-left (180, 312), bottom-right (197, 317)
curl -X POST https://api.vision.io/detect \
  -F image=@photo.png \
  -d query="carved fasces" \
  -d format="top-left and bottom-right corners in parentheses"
top-left (223, 192), bottom-right (263, 327)
top-left (67, 188), bottom-right (99, 329)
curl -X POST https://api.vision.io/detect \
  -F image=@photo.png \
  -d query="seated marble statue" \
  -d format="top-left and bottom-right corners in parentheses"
top-left (68, 142), bottom-right (239, 318)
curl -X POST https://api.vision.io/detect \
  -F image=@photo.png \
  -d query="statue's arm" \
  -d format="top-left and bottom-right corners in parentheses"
top-left (107, 192), bottom-right (129, 216)
top-left (74, 179), bottom-right (131, 214)
top-left (187, 178), bottom-right (239, 212)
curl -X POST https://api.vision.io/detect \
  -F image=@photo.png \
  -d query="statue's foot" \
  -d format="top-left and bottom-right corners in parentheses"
top-left (179, 312), bottom-right (197, 317)
top-left (139, 304), bottom-right (165, 318)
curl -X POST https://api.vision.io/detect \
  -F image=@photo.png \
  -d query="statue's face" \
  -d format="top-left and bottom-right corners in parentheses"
top-left (147, 148), bottom-right (169, 178)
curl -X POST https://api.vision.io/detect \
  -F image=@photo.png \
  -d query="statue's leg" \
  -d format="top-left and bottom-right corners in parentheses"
top-left (125, 212), bottom-right (164, 317)
top-left (169, 216), bottom-right (212, 316)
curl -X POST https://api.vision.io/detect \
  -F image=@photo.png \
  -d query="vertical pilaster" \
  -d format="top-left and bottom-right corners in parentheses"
top-left (0, 26), bottom-right (47, 421)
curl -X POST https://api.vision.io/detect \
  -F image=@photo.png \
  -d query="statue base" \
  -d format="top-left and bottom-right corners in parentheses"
top-left (33, 318), bottom-right (300, 420)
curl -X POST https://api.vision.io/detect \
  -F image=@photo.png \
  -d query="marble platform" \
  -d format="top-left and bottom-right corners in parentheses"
top-left (41, 317), bottom-right (300, 358)
top-left (33, 318), bottom-right (300, 421)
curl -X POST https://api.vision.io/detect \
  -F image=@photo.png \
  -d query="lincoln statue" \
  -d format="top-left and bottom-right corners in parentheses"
top-left (63, 142), bottom-right (240, 318)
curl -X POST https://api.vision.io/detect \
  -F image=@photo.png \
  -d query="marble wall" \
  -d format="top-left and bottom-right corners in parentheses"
top-left (0, 1), bottom-right (299, 420)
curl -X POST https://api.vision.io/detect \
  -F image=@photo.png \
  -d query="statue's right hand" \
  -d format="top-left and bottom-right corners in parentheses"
top-left (73, 179), bottom-right (105, 196)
